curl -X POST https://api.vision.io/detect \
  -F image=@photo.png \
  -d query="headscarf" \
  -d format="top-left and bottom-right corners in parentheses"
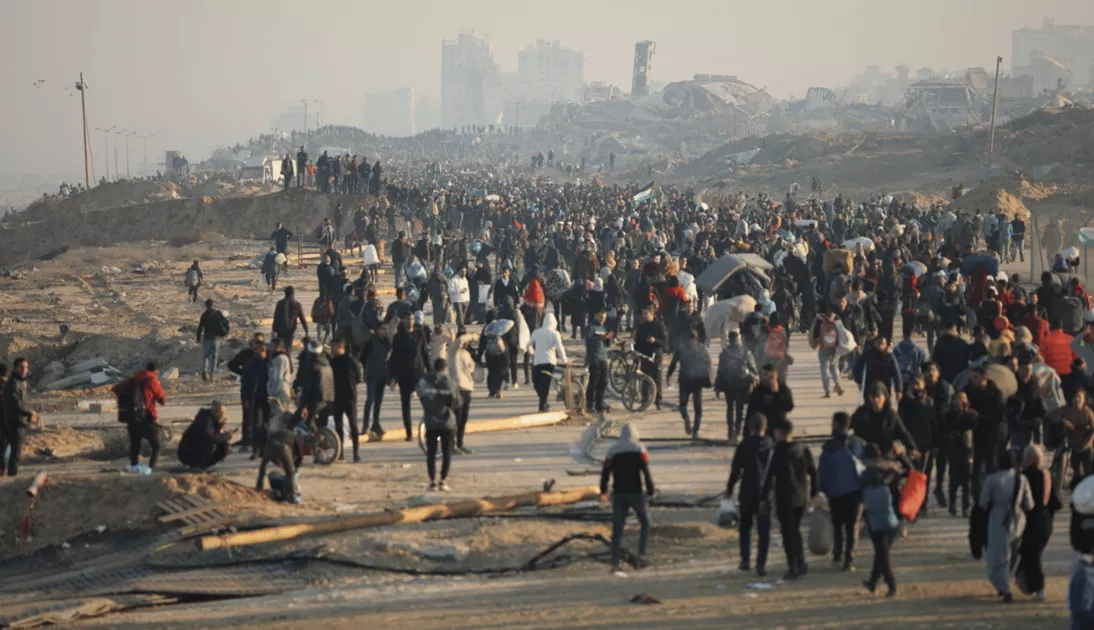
top-left (607, 423), bottom-right (646, 457)
top-left (1022, 444), bottom-right (1052, 506)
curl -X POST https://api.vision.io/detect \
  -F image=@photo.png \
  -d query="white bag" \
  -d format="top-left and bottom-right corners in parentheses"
top-left (1076, 476), bottom-right (1094, 516)
top-left (363, 244), bottom-right (379, 266)
top-left (835, 321), bottom-right (857, 358)
top-left (477, 282), bottom-right (490, 305)
top-left (716, 498), bottom-right (739, 529)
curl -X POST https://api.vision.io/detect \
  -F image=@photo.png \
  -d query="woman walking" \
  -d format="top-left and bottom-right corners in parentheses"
top-left (860, 445), bottom-right (902, 597)
top-left (600, 424), bottom-right (655, 573)
top-left (979, 451), bottom-right (1034, 602)
top-left (1019, 444), bottom-right (1061, 601)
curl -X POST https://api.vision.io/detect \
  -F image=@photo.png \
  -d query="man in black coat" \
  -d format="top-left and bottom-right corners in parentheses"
top-left (2, 358), bottom-right (36, 476)
top-left (727, 413), bottom-right (775, 576)
top-left (330, 338), bottom-right (364, 462)
top-left (965, 366), bottom-right (1007, 498)
top-left (931, 320), bottom-right (971, 385)
top-left (272, 286), bottom-right (309, 345)
top-left (745, 366), bottom-right (795, 435)
top-left (761, 420), bottom-right (819, 580)
top-left (177, 402), bottom-right (233, 471)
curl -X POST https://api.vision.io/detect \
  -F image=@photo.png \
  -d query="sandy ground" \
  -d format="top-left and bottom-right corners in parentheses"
top-left (0, 238), bottom-right (1082, 627)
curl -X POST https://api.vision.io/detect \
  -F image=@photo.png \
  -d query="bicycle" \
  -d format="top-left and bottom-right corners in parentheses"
top-left (293, 420), bottom-right (341, 466)
top-left (608, 342), bottom-right (642, 394)
top-left (617, 349), bottom-right (658, 413)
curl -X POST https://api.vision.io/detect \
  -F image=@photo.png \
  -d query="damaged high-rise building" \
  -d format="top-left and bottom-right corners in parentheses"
top-left (632, 41), bottom-right (655, 98)
top-left (441, 32), bottom-right (500, 128)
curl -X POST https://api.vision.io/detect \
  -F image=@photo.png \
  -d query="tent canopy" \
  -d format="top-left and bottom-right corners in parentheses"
top-left (696, 253), bottom-right (774, 295)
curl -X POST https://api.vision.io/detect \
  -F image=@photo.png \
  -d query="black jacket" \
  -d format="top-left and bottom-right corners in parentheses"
top-left (762, 441), bottom-right (818, 510)
top-left (932, 332), bottom-right (970, 384)
top-left (727, 434), bottom-right (775, 505)
top-left (600, 451), bottom-right (655, 495)
top-left (273, 298), bottom-right (308, 335)
top-left (177, 409), bottom-right (232, 465)
top-left (745, 383), bottom-right (795, 432)
top-left (330, 354), bottom-right (363, 402)
top-left (851, 404), bottom-right (918, 454)
top-left (196, 308), bottom-right (227, 342)
top-left (2, 375), bottom-right (32, 429)
top-left (391, 238), bottom-right (411, 264)
top-left (388, 329), bottom-right (429, 381)
top-left (271, 228), bottom-right (293, 253)
top-left (898, 391), bottom-right (938, 451)
top-left (965, 380), bottom-right (1008, 443)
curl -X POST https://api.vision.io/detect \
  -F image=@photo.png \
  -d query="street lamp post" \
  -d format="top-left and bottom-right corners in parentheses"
top-left (301, 98), bottom-right (308, 134)
top-left (123, 131), bottom-right (136, 179)
top-left (111, 129), bottom-right (127, 181)
top-left (139, 134), bottom-right (154, 176)
top-left (313, 100), bottom-right (324, 130)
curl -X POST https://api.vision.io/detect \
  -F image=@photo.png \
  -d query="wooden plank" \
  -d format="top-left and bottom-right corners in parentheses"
top-left (157, 501), bottom-right (231, 524)
top-left (161, 498), bottom-right (204, 526)
top-left (177, 496), bottom-right (218, 525)
top-left (178, 495), bottom-right (233, 522)
top-left (177, 512), bottom-right (254, 538)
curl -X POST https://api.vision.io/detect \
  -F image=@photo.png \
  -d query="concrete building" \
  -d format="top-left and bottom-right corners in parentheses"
top-left (632, 41), bottom-right (655, 97)
top-left (415, 95), bottom-right (442, 133)
top-left (517, 40), bottom-right (584, 104)
top-left (1012, 17), bottom-right (1094, 90)
top-left (441, 32), bottom-right (500, 128)
top-left (364, 88), bottom-right (416, 137)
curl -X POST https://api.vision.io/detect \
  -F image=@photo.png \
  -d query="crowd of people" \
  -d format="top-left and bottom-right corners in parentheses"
top-left (8, 162), bottom-right (1094, 623)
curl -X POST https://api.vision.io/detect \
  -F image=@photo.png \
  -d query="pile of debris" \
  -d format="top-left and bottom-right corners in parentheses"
top-left (42, 358), bottom-right (125, 391)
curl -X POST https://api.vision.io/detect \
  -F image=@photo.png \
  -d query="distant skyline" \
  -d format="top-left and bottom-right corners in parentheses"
top-left (2, 0), bottom-right (1093, 181)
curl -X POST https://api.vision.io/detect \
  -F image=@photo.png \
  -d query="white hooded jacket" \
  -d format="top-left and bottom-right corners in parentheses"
top-left (527, 313), bottom-right (568, 367)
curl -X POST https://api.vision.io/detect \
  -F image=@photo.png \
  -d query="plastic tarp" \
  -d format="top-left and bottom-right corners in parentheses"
top-left (678, 270), bottom-right (699, 303)
top-left (695, 253), bottom-right (773, 295)
top-left (484, 319), bottom-right (514, 336)
top-left (961, 252), bottom-right (1000, 277)
top-left (842, 237), bottom-right (875, 253)
top-left (1079, 228), bottom-right (1094, 247)
top-left (703, 295), bottom-right (757, 341)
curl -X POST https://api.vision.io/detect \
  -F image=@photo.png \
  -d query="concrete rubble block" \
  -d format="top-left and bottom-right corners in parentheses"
top-left (78, 399), bottom-right (117, 413)
top-left (68, 358), bottom-right (111, 373)
top-left (160, 367), bottom-right (180, 380)
top-left (417, 544), bottom-right (470, 563)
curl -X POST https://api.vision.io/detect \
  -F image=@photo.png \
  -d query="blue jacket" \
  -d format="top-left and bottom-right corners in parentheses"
top-left (818, 432), bottom-right (865, 499)
top-left (1070, 556), bottom-right (1094, 629)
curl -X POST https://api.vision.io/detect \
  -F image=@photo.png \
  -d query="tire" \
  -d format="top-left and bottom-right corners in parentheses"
top-left (608, 357), bottom-right (629, 394)
top-left (621, 373), bottom-right (655, 412)
top-left (312, 426), bottom-right (341, 465)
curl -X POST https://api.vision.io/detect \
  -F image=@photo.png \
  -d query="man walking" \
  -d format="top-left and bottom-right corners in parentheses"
top-left (330, 338), bottom-right (364, 462)
top-left (818, 412), bottom-right (866, 572)
top-left (762, 420), bottom-right (819, 580)
top-left (2, 358), bottom-right (36, 476)
top-left (448, 263), bottom-right (471, 332)
top-left (391, 231), bottom-right (411, 289)
top-left (417, 357), bottom-right (462, 491)
top-left (196, 299), bottom-right (229, 380)
top-left (272, 286), bottom-right (309, 346)
top-left (585, 310), bottom-right (612, 413)
top-left (296, 146), bottom-right (308, 188)
top-left (271, 223), bottom-right (293, 273)
top-left (717, 331), bottom-right (758, 442)
top-left (113, 362), bottom-right (167, 473)
top-left (727, 413), bottom-right (774, 576)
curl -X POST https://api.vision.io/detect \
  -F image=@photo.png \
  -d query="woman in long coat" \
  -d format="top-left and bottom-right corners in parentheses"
top-left (978, 450), bottom-right (1034, 602)
top-left (1019, 444), bottom-right (1062, 601)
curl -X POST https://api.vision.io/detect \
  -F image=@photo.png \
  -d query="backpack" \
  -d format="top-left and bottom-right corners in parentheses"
top-left (118, 377), bottom-right (148, 424)
top-left (185, 268), bottom-right (200, 287)
top-left (718, 349), bottom-right (755, 390)
top-left (764, 327), bottom-right (787, 360)
top-left (485, 336), bottom-right (506, 357)
top-left (915, 295), bottom-right (934, 324)
top-left (1060, 296), bottom-right (1085, 334)
top-left (862, 483), bottom-right (898, 533)
top-left (893, 341), bottom-right (921, 382)
top-left (819, 319), bottom-right (839, 350)
top-left (215, 312), bottom-right (230, 337)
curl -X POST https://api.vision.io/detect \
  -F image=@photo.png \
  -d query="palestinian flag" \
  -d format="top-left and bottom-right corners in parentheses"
top-left (631, 182), bottom-right (655, 205)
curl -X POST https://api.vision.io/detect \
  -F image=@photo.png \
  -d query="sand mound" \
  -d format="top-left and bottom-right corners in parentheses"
top-left (948, 176), bottom-right (1054, 220)
top-left (0, 474), bottom-right (305, 554)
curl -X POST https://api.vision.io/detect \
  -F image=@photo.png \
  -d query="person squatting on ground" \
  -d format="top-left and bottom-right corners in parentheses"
top-left (177, 401), bottom-right (234, 471)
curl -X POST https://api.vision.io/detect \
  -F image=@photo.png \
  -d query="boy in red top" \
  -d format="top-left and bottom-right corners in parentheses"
top-left (1041, 322), bottom-right (1077, 377)
top-left (113, 362), bottom-right (167, 471)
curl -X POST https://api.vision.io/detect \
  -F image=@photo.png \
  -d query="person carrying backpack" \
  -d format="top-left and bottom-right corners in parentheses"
top-left (892, 320), bottom-right (927, 385)
top-left (810, 309), bottom-right (845, 399)
top-left (716, 331), bottom-right (759, 442)
top-left (480, 317), bottom-right (510, 399)
top-left (860, 444), bottom-right (903, 597)
top-left (196, 299), bottom-right (230, 380)
top-left (764, 313), bottom-right (791, 380)
top-left (185, 260), bottom-right (203, 303)
top-left (113, 363), bottom-right (167, 473)
top-left (818, 412), bottom-right (866, 572)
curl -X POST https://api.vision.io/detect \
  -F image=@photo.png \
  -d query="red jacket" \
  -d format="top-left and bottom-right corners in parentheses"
top-left (660, 285), bottom-right (687, 313)
top-left (1023, 313), bottom-right (1049, 347)
top-left (523, 279), bottom-right (545, 308)
top-left (113, 369), bottom-right (167, 421)
top-left (1040, 329), bottom-right (1076, 377)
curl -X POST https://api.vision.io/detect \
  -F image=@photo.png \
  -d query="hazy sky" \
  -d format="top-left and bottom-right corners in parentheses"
top-left (3, 0), bottom-right (1093, 181)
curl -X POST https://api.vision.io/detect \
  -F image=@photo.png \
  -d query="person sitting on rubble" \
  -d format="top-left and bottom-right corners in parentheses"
top-left (177, 401), bottom-right (234, 471)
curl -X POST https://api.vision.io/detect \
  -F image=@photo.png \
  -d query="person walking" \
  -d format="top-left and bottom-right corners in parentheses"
top-left (761, 420), bottom-right (819, 580)
top-left (239, 340), bottom-right (270, 457)
top-left (980, 450), bottom-right (1034, 603)
top-left (177, 401), bottom-right (234, 471)
top-left (391, 231), bottom-right (411, 289)
top-left (860, 445), bottom-right (902, 597)
top-left (330, 338), bottom-right (363, 462)
top-left (1019, 444), bottom-right (1061, 601)
top-left (196, 299), bottom-right (229, 380)
top-left (361, 326), bottom-right (392, 439)
top-left (810, 310), bottom-right (846, 398)
top-left (272, 286), bottom-right (309, 346)
top-left (448, 263), bottom-right (471, 332)
top-left (261, 247), bottom-right (281, 291)
top-left (267, 338), bottom-right (293, 408)
top-left (447, 333), bottom-right (477, 455)
top-left (389, 313), bottom-right (430, 441)
top-left (600, 424), bottom-right (655, 573)
top-left (677, 328), bottom-right (712, 439)
top-left (417, 358), bottom-right (462, 491)
top-left (527, 313), bottom-right (568, 412)
top-left (819, 412), bottom-right (866, 572)
top-left (746, 365), bottom-right (795, 436)
top-left (717, 331), bottom-right (759, 442)
top-left (113, 362), bottom-right (167, 473)
top-left (727, 413), bottom-right (775, 576)
top-left (2, 358), bottom-right (36, 476)
top-left (271, 223), bottom-right (293, 273)
top-left (185, 260), bottom-right (204, 303)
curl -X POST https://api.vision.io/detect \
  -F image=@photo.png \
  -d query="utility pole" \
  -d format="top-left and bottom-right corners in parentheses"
top-left (139, 134), bottom-right (153, 176)
top-left (988, 55), bottom-right (1003, 168)
top-left (314, 100), bottom-right (324, 130)
top-left (301, 98), bottom-right (308, 136)
top-left (95, 126), bottom-right (115, 181)
top-left (123, 131), bottom-right (135, 178)
top-left (76, 73), bottom-right (91, 188)
top-left (113, 129), bottom-right (124, 181)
